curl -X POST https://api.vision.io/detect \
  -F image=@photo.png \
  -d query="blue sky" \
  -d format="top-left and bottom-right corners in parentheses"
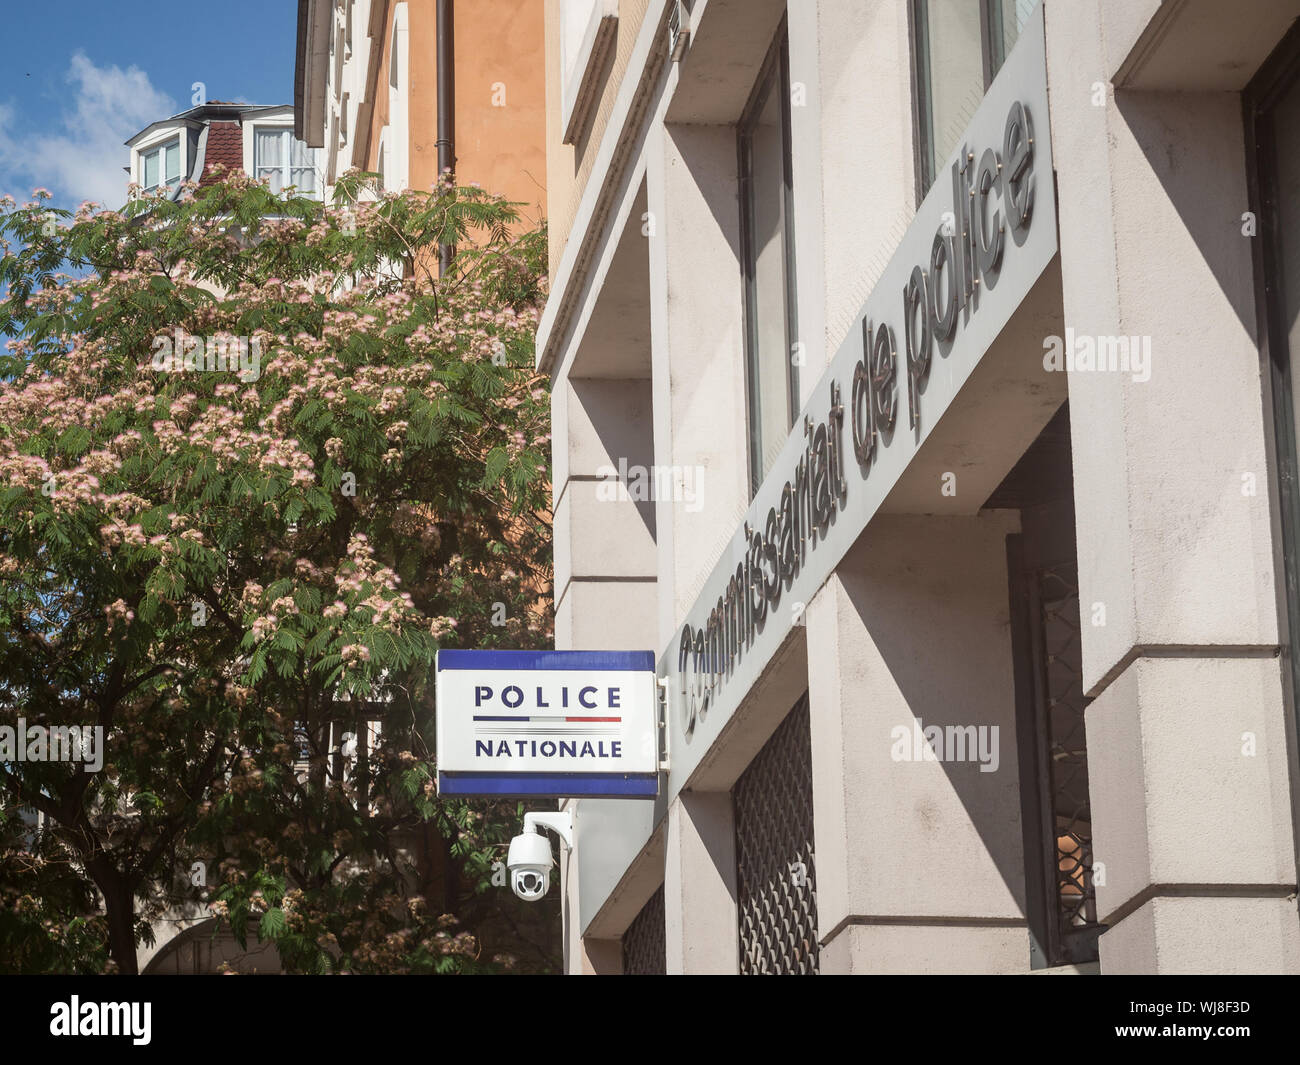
top-left (0, 1), bottom-right (298, 210)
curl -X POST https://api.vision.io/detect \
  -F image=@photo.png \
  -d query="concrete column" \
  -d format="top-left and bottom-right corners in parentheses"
top-left (663, 791), bottom-right (739, 974)
top-left (1085, 658), bottom-right (1300, 973)
top-left (552, 376), bottom-right (658, 651)
top-left (806, 514), bottom-right (1031, 973)
top-left (552, 374), bottom-right (657, 975)
top-left (1046, 0), bottom-right (1300, 972)
top-left (560, 800), bottom-right (628, 974)
top-left (645, 122), bottom-right (750, 648)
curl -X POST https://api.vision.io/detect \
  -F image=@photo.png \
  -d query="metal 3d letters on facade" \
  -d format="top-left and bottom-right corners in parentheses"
top-left (677, 98), bottom-right (1039, 741)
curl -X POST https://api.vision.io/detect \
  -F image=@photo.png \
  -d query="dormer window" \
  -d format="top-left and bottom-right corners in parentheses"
top-left (253, 127), bottom-right (321, 199)
top-left (141, 136), bottom-right (182, 193)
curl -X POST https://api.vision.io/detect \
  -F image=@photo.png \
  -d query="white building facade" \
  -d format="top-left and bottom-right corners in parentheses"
top-left (540, 0), bottom-right (1300, 974)
top-left (296, 0), bottom-right (391, 194)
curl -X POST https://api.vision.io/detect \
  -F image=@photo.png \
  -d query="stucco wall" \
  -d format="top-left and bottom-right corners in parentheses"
top-left (455, 0), bottom-right (549, 218)
top-left (361, 0), bottom-right (547, 213)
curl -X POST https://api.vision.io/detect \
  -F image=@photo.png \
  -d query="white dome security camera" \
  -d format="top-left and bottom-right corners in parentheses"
top-left (507, 811), bottom-right (573, 903)
top-left (507, 831), bottom-right (552, 901)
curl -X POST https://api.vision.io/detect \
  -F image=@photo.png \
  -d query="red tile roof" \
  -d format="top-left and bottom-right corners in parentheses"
top-left (201, 121), bottom-right (244, 185)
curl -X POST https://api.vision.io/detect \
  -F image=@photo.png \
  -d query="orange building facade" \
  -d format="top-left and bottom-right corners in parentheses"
top-left (295, 0), bottom-right (547, 224)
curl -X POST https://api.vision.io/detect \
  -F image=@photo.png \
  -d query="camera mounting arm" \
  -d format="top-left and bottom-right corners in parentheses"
top-left (522, 810), bottom-right (573, 849)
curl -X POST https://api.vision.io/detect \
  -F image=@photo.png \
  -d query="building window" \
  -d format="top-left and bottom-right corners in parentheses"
top-left (254, 127), bottom-right (321, 198)
top-left (1247, 21), bottom-right (1300, 767)
top-left (984, 0), bottom-right (1030, 74)
top-left (739, 23), bottom-right (799, 496)
top-left (141, 137), bottom-right (182, 193)
top-left (910, 0), bottom-right (1034, 198)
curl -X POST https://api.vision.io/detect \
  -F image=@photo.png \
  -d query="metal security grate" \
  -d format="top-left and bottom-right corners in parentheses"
top-left (622, 885), bottom-right (666, 975)
top-left (734, 694), bottom-right (818, 974)
top-left (1033, 563), bottom-right (1102, 964)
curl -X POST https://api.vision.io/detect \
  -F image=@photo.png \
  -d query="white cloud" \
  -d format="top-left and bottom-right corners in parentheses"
top-left (0, 52), bottom-right (176, 208)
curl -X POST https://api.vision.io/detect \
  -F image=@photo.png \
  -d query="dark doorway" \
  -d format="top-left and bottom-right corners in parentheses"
top-left (986, 402), bottom-right (1103, 967)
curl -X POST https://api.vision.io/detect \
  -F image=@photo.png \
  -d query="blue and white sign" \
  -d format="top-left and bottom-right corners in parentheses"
top-left (435, 650), bottom-right (659, 797)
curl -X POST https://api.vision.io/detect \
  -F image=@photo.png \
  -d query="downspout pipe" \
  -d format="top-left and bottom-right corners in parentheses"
top-left (436, 0), bottom-right (456, 275)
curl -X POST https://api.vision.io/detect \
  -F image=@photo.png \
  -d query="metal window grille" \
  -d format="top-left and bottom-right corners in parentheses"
top-left (734, 694), bottom-right (819, 974)
top-left (1029, 562), bottom-right (1102, 963)
top-left (622, 885), bottom-right (666, 975)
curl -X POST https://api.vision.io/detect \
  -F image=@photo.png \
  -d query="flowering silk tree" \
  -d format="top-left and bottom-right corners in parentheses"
top-left (0, 171), bottom-right (557, 973)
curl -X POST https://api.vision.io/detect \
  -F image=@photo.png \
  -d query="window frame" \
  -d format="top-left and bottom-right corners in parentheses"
top-left (138, 133), bottom-right (184, 194)
top-left (1245, 20), bottom-right (1300, 823)
top-left (909, 0), bottom-right (1021, 201)
top-left (738, 19), bottom-right (800, 499)
top-left (250, 123), bottom-right (322, 200)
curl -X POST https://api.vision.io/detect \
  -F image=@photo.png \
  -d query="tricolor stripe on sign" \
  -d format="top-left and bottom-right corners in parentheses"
top-left (472, 715), bottom-right (622, 723)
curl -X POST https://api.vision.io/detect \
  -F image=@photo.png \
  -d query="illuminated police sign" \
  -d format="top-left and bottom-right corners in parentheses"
top-left (435, 650), bottom-right (659, 797)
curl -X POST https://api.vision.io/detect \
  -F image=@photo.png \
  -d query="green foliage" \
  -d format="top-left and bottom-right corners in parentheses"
top-left (0, 173), bottom-right (558, 973)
